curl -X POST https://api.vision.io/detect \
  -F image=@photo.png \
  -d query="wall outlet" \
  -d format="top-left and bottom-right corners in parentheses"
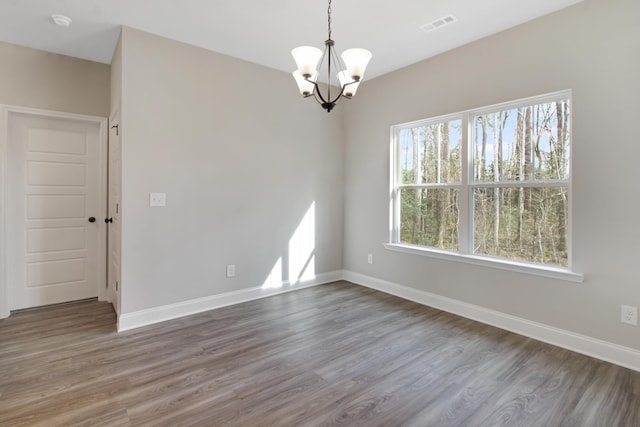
top-left (621, 305), bottom-right (638, 326)
top-left (149, 192), bottom-right (166, 207)
top-left (226, 264), bottom-right (236, 278)
top-left (367, 253), bottom-right (373, 265)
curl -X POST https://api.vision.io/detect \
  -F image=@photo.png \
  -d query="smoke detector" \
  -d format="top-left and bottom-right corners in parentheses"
top-left (51, 14), bottom-right (72, 27)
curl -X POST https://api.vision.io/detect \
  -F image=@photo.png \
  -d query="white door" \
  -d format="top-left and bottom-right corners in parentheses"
top-left (7, 112), bottom-right (103, 310)
top-left (107, 114), bottom-right (122, 314)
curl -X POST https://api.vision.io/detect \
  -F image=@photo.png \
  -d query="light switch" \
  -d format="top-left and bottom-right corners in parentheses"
top-left (149, 192), bottom-right (166, 207)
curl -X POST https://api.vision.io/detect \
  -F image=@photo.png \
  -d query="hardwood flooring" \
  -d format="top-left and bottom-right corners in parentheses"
top-left (1, 281), bottom-right (639, 426)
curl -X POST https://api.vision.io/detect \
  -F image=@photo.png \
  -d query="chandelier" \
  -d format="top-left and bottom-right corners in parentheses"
top-left (291, 0), bottom-right (372, 113)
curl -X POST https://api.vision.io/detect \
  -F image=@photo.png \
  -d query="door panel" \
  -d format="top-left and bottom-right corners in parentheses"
top-left (27, 227), bottom-right (85, 253)
top-left (7, 113), bottom-right (101, 310)
top-left (27, 161), bottom-right (87, 186)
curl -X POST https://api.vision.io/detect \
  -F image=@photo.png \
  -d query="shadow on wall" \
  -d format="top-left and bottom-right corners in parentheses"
top-left (262, 202), bottom-right (316, 289)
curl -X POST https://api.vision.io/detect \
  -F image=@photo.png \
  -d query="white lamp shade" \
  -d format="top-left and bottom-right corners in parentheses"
top-left (341, 48), bottom-right (372, 80)
top-left (338, 71), bottom-right (361, 97)
top-left (291, 46), bottom-right (323, 78)
top-left (293, 70), bottom-right (317, 96)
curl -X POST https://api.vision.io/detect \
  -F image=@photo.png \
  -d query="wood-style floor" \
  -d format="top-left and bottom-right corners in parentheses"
top-left (1, 281), bottom-right (639, 426)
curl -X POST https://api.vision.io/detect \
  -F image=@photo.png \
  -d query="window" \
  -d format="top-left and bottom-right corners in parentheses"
top-left (390, 91), bottom-right (573, 271)
top-left (395, 116), bottom-right (462, 251)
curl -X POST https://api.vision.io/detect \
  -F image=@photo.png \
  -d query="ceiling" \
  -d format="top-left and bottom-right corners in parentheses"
top-left (0, 0), bottom-right (583, 81)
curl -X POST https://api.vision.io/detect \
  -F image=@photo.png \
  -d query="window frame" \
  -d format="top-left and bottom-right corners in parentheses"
top-left (387, 90), bottom-right (583, 282)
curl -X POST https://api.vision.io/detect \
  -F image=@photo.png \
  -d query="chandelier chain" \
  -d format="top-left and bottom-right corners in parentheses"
top-left (327, 0), bottom-right (332, 40)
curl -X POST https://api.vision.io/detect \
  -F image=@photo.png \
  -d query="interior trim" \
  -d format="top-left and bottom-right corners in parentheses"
top-left (343, 270), bottom-right (640, 372)
top-left (384, 243), bottom-right (584, 283)
top-left (117, 270), bottom-right (343, 332)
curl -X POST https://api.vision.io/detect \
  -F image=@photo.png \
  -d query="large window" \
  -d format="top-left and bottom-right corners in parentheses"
top-left (391, 91), bottom-right (572, 269)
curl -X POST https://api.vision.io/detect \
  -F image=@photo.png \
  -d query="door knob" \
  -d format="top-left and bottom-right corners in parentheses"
top-left (88, 217), bottom-right (96, 223)
top-left (104, 217), bottom-right (113, 223)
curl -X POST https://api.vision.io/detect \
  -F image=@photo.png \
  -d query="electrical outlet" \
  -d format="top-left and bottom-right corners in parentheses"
top-left (226, 264), bottom-right (235, 278)
top-left (367, 254), bottom-right (373, 265)
top-left (621, 305), bottom-right (638, 326)
top-left (149, 192), bottom-right (166, 207)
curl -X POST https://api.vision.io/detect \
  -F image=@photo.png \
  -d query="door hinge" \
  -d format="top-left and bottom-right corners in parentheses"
top-left (116, 203), bottom-right (119, 214)
top-left (116, 281), bottom-right (119, 291)
top-left (111, 124), bottom-right (119, 136)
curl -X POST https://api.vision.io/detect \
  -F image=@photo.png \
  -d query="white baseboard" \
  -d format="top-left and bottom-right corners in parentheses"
top-left (343, 270), bottom-right (640, 372)
top-left (116, 268), bottom-right (640, 372)
top-left (117, 271), bottom-right (342, 332)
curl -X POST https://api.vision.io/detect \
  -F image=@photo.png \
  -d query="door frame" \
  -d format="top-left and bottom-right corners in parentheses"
top-left (107, 108), bottom-right (121, 315)
top-left (0, 105), bottom-right (108, 318)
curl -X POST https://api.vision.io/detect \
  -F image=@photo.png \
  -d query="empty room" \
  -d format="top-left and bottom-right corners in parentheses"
top-left (1, 0), bottom-right (639, 425)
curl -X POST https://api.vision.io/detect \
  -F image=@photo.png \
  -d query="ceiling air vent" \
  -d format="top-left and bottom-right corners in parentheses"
top-left (420, 14), bottom-right (458, 33)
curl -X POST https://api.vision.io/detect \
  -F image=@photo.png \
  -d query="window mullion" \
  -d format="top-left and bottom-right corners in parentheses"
top-left (468, 180), bottom-right (569, 189)
top-left (458, 112), bottom-right (471, 254)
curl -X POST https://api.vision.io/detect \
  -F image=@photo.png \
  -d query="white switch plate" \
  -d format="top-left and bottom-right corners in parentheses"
top-left (149, 192), bottom-right (166, 207)
top-left (367, 254), bottom-right (373, 264)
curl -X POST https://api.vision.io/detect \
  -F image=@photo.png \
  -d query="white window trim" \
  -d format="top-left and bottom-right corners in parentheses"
top-left (388, 90), bottom-right (582, 282)
top-left (383, 243), bottom-right (583, 283)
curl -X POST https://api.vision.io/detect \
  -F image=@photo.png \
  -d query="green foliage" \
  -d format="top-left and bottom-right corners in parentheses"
top-left (399, 120), bottom-right (460, 250)
top-left (400, 188), bottom-right (458, 250)
top-left (474, 187), bottom-right (568, 266)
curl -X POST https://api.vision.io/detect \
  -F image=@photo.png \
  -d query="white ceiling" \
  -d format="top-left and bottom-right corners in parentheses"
top-left (0, 0), bottom-right (583, 81)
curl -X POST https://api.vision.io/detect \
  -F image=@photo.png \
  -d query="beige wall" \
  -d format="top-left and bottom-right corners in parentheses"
top-left (116, 27), bottom-right (344, 314)
top-left (110, 33), bottom-right (122, 117)
top-left (343, 0), bottom-right (640, 351)
top-left (0, 42), bottom-right (110, 116)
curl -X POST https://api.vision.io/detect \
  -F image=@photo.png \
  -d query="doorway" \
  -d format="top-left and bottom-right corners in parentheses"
top-left (1, 106), bottom-right (107, 315)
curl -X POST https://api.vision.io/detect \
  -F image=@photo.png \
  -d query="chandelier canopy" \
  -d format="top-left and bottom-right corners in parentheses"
top-left (291, 0), bottom-right (372, 113)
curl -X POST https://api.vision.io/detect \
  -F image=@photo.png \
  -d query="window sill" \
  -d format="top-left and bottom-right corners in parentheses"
top-left (383, 243), bottom-right (584, 283)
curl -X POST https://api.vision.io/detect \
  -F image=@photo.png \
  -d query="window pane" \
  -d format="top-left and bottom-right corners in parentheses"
top-left (398, 119), bottom-right (462, 185)
top-left (472, 99), bottom-right (570, 183)
top-left (400, 188), bottom-right (459, 250)
top-left (473, 187), bottom-right (568, 266)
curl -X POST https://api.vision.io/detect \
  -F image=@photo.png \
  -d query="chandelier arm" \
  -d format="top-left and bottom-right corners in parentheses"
top-left (302, 76), bottom-right (346, 105)
top-left (328, 41), bottom-right (347, 81)
top-left (312, 83), bottom-right (328, 106)
top-left (327, 47), bottom-right (331, 102)
top-left (312, 80), bottom-right (347, 112)
top-left (328, 84), bottom-right (346, 104)
top-left (318, 85), bottom-right (346, 106)
top-left (304, 79), bottom-right (327, 105)
top-left (302, 77), bottom-right (346, 112)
